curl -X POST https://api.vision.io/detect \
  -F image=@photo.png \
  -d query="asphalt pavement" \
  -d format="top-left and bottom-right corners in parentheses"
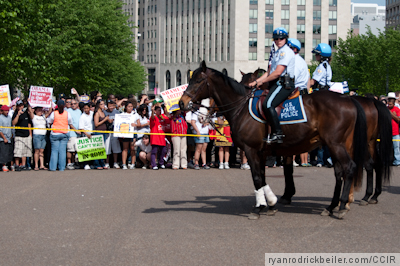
top-left (0, 166), bottom-right (399, 265)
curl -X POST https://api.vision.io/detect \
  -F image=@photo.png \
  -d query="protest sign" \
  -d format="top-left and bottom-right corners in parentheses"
top-left (329, 82), bottom-right (344, 94)
top-left (29, 86), bottom-right (53, 107)
top-left (113, 113), bottom-right (135, 138)
top-left (79, 95), bottom-right (90, 103)
top-left (0, 84), bottom-right (11, 106)
top-left (160, 84), bottom-right (188, 112)
top-left (76, 135), bottom-right (107, 162)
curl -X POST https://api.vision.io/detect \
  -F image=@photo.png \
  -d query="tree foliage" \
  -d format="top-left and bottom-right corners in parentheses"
top-left (0, 0), bottom-right (147, 96)
top-left (332, 28), bottom-right (400, 96)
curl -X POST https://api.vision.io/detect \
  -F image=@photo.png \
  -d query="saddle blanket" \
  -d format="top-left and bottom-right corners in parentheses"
top-left (248, 90), bottom-right (308, 125)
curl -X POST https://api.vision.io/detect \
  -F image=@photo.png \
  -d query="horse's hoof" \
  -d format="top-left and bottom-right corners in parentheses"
top-left (368, 199), bottom-right (378, 204)
top-left (359, 200), bottom-right (369, 206)
top-left (266, 206), bottom-right (278, 216)
top-left (248, 212), bottom-right (260, 220)
top-left (345, 203), bottom-right (351, 211)
top-left (321, 209), bottom-right (332, 216)
top-left (337, 209), bottom-right (348, 219)
top-left (333, 206), bottom-right (339, 212)
top-left (278, 197), bottom-right (291, 205)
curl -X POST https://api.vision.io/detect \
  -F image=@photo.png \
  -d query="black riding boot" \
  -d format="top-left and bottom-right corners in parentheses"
top-left (264, 107), bottom-right (285, 144)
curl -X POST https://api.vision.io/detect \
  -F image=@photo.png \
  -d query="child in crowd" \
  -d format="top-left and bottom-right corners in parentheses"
top-left (170, 109), bottom-right (188, 170)
top-left (150, 105), bottom-right (169, 170)
top-left (135, 135), bottom-right (152, 169)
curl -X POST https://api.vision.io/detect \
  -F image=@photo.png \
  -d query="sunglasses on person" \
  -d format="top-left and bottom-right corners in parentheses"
top-left (66, 101), bottom-right (72, 103)
top-left (274, 38), bottom-right (285, 41)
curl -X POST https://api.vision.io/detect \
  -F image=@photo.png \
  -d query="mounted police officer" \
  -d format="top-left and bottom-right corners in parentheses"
top-left (287, 38), bottom-right (310, 95)
top-left (249, 27), bottom-right (295, 144)
top-left (310, 43), bottom-right (332, 91)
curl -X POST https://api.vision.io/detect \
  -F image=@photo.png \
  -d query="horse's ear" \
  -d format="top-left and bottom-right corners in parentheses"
top-left (240, 70), bottom-right (245, 76)
top-left (201, 60), bottom-right (207, 72)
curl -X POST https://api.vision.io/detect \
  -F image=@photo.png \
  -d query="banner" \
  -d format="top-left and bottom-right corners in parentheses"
top-left (113, 113), bottom-right (135, 138)
top-left (76, 135), bottom-right (107, 162)
top-left (29, 86), bottom-right (53, 107)
top-left (160, 84), bottom-right (188, 112)
top-left (0, 84), bottom-right (11, 106)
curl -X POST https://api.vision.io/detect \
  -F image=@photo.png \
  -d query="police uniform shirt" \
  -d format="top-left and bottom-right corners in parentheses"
top-left (269, 44), bottom-right (295, 79)
top-left (312, 61), bottom-right (332, 86)
top-left (294, 54), bottom-right (309, 90)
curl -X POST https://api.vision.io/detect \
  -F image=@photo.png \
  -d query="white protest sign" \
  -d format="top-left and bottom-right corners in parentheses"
top-left (113, 113), bottom-right (135, 138)
top-left (29, 86), bottom-right (53, 107)
top-left (0, 84), bottom-right (11, 106)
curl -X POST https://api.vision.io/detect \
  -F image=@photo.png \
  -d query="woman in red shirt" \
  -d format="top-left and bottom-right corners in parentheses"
top-left (170, 109), bottom-right (188, 170)
top-left (150, 105), bottom-right (169, 170)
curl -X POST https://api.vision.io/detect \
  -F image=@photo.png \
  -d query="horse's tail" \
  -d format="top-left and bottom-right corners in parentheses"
top-left (350, 97), bottom-right (368, 188)
top-left (373, 99), bottom-right (392, 184)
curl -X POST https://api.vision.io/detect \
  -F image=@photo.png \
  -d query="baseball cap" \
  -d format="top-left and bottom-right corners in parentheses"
top-left (387, 92), bottom-right (398, 100)
top-left (1, 105), bottom-right (10, 111)
top-left (58, 93), bottom-right (66, 99)
top-left (16, 100), bottom-right (24, 105)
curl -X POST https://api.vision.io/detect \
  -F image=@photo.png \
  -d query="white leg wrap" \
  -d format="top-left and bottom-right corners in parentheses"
top-left (263, 184), bottom-right (277, 206)
top-left (255, 188), bottom-right (267, 207)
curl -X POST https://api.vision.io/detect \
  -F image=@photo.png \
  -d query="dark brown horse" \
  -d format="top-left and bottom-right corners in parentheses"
top-left (179, 61), bottom-right (367, 219)
top-left (240, 70), bottom-right (392, 210)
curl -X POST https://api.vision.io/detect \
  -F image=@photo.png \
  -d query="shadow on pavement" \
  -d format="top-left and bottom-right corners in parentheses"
top-left (142, 195), bottom-right (333, 216)
top-left (383, 185), bottom-right (400, 195)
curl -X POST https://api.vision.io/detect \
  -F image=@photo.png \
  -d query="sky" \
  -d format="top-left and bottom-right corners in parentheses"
top-left (351, 0), bottom-right (386, 5)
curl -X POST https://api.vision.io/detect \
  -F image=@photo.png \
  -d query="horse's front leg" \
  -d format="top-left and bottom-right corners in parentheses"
top-left (278, 156), bottom-right (296, 205)
top-left (246, 149), bottom-right (277, 220)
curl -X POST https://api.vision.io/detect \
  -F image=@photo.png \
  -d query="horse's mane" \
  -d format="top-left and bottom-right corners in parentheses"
top-left (210, 69), bottom-right (247, 96)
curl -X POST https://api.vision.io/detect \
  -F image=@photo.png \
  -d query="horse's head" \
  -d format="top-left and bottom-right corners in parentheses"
top-left (179, 61), bottom-right (213, 111)
top-left (239, 68), bottom-right (268, 90)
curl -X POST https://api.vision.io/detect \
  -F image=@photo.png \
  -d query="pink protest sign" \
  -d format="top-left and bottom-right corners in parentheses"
top-left (29, 86), bottom-right (53, 108)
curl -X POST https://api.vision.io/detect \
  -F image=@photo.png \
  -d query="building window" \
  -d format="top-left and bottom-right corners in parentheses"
top-left (249, 23), bottom-right (258, 33)
top-left (250, 0), bottom-right (258, 4)
top-left (313, 24), bottom-right (321, 34)
top-left (313, 38), bottom-right (320, 48)
top-left (249, 38), bottom-right (258, 47)
top-left (249, 52), bottom-right (257, 60)
top-left (297, 10), bottom-right (305, 20)
top-left (297, 24), bottom-right (305, 34)
top-left (329, 25), bottom-right (337, 34)
top-left (329, 39), bottom-right (337, 48)
top-left (313, 0), bottom-right (321, 5)
top-left (176, 70), bottom-right (182, 86)
top-left (282, 0), bottom-right (289, 5)
top-left (329, 0), bottom-right (337, 6)
top-left (281, 10), bottom-right (290, 19)
top-left (282, 24), bottom-right (289, 32)
top-left (222, 69), bottom-right (228, 76)
top-left (329, 11), bottom-right (337, 20)
top-left (313, 10), bottom-right (321, 20)
top-left (265, 23), bottom-right (273, 33)
top-left (297, 0), bottom-right (305, 5)
top-left (166, 71), bottom-right (171, 89)
top-left (265, 0), bottom-right (274, 4)
top-left (265, 38), bottom-right (273, 47)
top-left (250, 9), bottom-right (258, 19)
top-left (265, 9), bottom-right (274, 19)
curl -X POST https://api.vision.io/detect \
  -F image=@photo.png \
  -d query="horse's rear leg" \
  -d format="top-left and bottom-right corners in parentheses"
top-left (337, 160), bottom-right (357, 219)
top-left (321, 164), bottom-right (343, 216)
top-left (360, 158), bottom-right (374, 206)
top-left (278, 156), bottom-right (295, 205)
top-left (369, 164), bottom-right (383, 204)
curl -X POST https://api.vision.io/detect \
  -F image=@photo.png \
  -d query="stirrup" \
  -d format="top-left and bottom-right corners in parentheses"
top-left (264, 133), bottom-right (285, 145)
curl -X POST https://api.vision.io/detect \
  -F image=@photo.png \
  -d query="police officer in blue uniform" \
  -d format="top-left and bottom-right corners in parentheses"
top-left (249, 27), bottom-right (295, 144)
top-left (310, 43), bottom-right (332, 91)
top-left (287, 38), bottom-right (310, 95)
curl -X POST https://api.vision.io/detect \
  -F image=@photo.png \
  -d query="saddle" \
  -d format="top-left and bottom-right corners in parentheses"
top-left (257, 88), bottom-right (300, 121)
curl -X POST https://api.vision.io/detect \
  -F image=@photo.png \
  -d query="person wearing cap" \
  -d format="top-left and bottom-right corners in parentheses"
top-left (104, 100), bottom-right (122, 169)
top-left (387, 92), bottom-right (400, 166)
top-left (310, 43), bottom-right (332, 91)
top-left (47, 100), bottom-right (76, 171)
top-left (249, 27), bottom-right (295, 144)
top-left (12, 100), bottom-right (33, 171)
top-left (0, 105), bottom-right (13, 172)
top-left (58, 94), bottom-right (66, 101)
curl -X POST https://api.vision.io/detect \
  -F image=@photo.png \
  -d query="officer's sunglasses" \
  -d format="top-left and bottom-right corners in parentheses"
top-left (274, 38), bottom-right (285, 41)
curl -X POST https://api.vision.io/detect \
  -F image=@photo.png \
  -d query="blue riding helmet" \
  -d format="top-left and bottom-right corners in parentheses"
top-left (312, 43), bottom-right (332, 57)
top-left (273, 27), bottom-right (288, 39)
top-left (287, 38), bottom-right (301, 51)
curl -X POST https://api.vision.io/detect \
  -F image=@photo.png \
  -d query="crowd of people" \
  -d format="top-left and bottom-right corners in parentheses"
top-left (0, 91), bottom-right (251, 172)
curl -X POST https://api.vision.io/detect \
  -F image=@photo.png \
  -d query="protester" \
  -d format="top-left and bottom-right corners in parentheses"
top-left (93, 99), bottom-right (110, 170)
top-left (47, 100), bottom-right (75, 171)
top-left (135, 135), bottom-right (152, 169)
top-left (120, 101), bottom-right (138, 170)
top-left (104, 100), bottom-right (122, 169)
top-left (191, 110), bottom-right (210, 170)
top-left (136, 104), bottom-right (150, 139)
top-left (66, 98), bottom-right (82, 170)
top-left (78, 103), bottom-right (94, 170)
top-left (150, 105), bottom-right (168, 170)
top-left (0, 105), bottom-right (13, 172)
top-left (387, 93), bottom-right (400, 166)
top-left (12, 100), bottom-right (33, 171)
top-left (27, 105), bottom-right (52, 170)
top-left (170, 109), bottom-right (188, 170)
